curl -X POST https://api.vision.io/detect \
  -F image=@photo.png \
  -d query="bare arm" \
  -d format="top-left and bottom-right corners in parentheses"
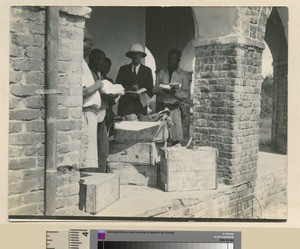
top-left (174, 89), bottom-right (189, 99)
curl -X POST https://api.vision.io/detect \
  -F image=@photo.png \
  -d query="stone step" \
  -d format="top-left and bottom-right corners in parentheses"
top-left (79, 173), bottom-right (120, 214)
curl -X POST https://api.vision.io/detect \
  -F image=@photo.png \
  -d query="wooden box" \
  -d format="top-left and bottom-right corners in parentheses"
top-left (109, 162), bottom-right (157, 186)
top-left (79, 173), bottom-right (120, 214)
top-left (114, 121), bottom-right (168, 142)
top-left (159, 146), bottom-right (218, 192)
top-left (108, 141), bottom-right (165, 166)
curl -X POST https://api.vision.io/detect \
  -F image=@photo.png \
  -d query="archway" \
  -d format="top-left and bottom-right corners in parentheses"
top-left (86, 7), bottom-right (196, 133)
top-left (145, 7), bottom-right (195, 139)
top-left (264, 7), bottom-right (288, 154)
top-left (145, 7), bottom-right (195, 72)
top-left (259, 42), bottom-right (273, 151)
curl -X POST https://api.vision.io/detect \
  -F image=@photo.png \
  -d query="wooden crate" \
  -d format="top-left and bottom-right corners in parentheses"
top-left (79, 173), bottom-right (120, 214)
top-left (109, 162), bottom-right (157, 186)
top-left (159, 146), bottom-right (218, 191)
top-left (114, 121), bottom-right (168, 142)
top-left (108, 141), bottom-right (165, 165)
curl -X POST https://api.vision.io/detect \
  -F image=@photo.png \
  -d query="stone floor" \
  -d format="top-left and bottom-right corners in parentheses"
top-left (95, 151), bottom-right (287, 218)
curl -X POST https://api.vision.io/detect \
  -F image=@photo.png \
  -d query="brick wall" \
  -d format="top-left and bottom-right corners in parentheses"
top-left (192, 7), bottom-right (272, 185)
top-left (142, 168), bottom-right (287, 219)
top-left (9, 6), bottom-right (46, 215)
top-left (237, 7), bottom-right (272, 41)
top-left (9, 6), bottom-right (90, 215)
top-left (272, 60), bottom-right (287, 154)
top-left (252, 169), bottom-right (287, 218)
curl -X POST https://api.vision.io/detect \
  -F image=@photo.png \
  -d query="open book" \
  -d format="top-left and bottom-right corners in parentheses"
top-left (126, 87), bottom-right (148, 95)
top-left (126, 88), bottom-right (150, 107)
top-left (159, 83), bottom-right (181, 90)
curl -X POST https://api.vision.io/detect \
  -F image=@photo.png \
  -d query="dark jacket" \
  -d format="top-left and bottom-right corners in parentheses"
top-left (116, 63), bottom-right (153, 116)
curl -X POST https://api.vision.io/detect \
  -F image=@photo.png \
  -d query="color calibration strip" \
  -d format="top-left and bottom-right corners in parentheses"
top-left (46, 230), bottom-right (241, 249)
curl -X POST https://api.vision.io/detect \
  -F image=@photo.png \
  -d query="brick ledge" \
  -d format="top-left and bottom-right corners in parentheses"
top-left (192, 36), bottom-right (265, 49)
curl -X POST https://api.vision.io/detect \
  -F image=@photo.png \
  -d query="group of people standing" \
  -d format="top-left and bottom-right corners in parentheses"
top-left (81, 29), bottom-right (189, 172)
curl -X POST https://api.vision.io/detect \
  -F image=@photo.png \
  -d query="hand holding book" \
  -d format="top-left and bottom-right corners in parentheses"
top-left (159, 83), bottom-right (180, 94)
top-left (126, 87), bottom-right (147, 95)
top-left (125, 88), bottom-right (150, 107)
top-left (99, 79), bottom-right (125, 95)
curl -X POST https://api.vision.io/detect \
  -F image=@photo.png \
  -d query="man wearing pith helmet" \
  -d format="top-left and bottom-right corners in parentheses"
top-left (116, 43), bottom-right (153, 116)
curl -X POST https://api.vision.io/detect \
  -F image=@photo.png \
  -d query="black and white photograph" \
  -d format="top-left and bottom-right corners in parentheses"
top-left (8, 6), bottom-right (288, 220)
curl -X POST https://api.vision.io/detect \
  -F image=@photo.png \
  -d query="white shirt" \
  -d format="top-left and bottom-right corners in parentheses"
top-left (88, 70), bottom-right (107, 123)
top-left (82, 60), bottom-right (101, 108)
top-left (132, 63), bottom-right (141, 74)
top-left (156, 67), bottom-right (189, 90)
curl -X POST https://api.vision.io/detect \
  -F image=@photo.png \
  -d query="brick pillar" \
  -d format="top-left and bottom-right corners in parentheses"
top-left (271, 60), bottom-right (287, 154)
top-left (192, 7), bottom-right (272, 186)
top-left (193, 39), bottom-right (263, 185)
